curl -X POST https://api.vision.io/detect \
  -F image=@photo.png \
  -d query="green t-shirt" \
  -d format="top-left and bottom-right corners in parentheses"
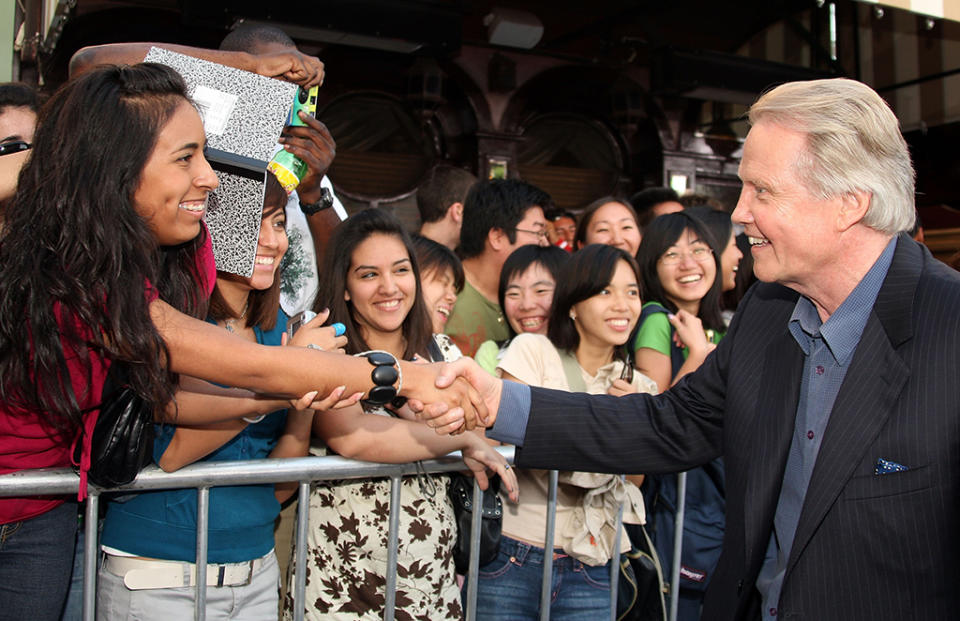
top-left (444, 280), bottom-right (509, 357)
top-left (474, 339), bottom-right (503, 376)
top-left (632, 301), bottom-right (723, 359)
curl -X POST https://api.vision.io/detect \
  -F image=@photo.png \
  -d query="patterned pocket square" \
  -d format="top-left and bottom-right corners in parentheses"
top-left (875, 458), bottom-right (909, 475)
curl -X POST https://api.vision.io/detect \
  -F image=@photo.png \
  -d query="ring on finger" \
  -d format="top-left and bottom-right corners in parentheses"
top-left (307, 344), bottom-right (323, 351)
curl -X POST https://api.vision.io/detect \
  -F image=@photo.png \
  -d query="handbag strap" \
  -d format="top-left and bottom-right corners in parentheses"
top-left (558, 349), bottom-right (587, 393)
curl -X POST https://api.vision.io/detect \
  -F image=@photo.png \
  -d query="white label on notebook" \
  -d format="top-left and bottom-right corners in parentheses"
top-left (192, 85), bottom-right (237, 136)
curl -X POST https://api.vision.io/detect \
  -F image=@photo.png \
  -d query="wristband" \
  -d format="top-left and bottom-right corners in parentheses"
top-left (354, 350), bottom-right (402, 406)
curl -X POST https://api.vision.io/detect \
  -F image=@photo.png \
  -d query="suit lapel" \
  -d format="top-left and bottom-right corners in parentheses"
top-left (743, 328), bottom-right (804, 565)
top-left (784, 235), bottom-right (919, 578)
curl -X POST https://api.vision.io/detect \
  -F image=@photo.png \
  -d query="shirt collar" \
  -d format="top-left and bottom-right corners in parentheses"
top-left (788, 236), bottom-right (898, 365)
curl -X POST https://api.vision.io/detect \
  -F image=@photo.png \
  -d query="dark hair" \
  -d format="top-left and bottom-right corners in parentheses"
top-left (687, 206), bottom-right (737, 311)
top-left (635, 211), bottom-right (725, 332)
top-left (498, 245), bottom-right (571, 337)
top-left (686, 206), bottom-right (733, 254)
top-left (679, 193), bottom-right (725, 210)
top-left (573, 196), bottom-right (638, 251)
top-left (0, 82), bottom-right (39, 113)
top-left (315, 208), bottom-right (432, 360)
top-left (220, 24), bottom-right (296, 52)
top-left (208, 173), bottom-right (288, 331)
top-left (548, 244), bottom-right (640, 355)
top-left (411, 234), bottom-right (465, 293)
top-left (458, 179), bottom-right (550, 259)
top-left (630, 187), bottom-right (681, 228)
top-left (416, 164), bottom-right (477, 224)
top-left (0, 63), bottom-right (207, 432)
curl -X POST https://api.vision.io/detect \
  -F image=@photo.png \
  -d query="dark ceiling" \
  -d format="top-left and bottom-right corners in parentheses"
top-left (45, 0), bottom-right (822, 83)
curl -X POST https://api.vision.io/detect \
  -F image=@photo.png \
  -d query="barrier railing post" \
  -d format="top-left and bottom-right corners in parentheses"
top-left (293, 481), bottom-right (311, 621)
top-left (0, 448), bottom-right (515, 621)
top-left (668, 472), bottom-right (688, 621)
top-left (609, 476), bottom-right (625, 620)
top-left (464, 477), bottom-right (484, 621)
top-left (383, 475), bottom-right (402, 621)
top-left (195, 486), bottom-right (210, 621)
top-left (539, 470), bottom-right (559, 621)
top-left (82, 491), bottom-right (99, 621)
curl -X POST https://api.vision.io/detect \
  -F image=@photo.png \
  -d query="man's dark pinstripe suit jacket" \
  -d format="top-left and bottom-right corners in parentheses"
top-left (515, 234), bottom-right (960, 620)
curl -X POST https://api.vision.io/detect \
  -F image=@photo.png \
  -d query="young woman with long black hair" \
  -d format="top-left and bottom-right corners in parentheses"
top-left (95, 172), bottom-right (361, 619)
top-left (469, 244), bottom-right (655, 620)
top-left (631, 211), bottom-right (726, 391)
top-left (285, 209), bottom-right (517, 620)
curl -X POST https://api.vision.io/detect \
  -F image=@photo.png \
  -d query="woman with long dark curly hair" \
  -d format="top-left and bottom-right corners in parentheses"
top-left (0, 64), bottom-right (480, 620)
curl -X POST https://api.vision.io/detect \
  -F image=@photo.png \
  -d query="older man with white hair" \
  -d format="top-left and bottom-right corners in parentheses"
top-left (426, 78), bottom-right (960, 621)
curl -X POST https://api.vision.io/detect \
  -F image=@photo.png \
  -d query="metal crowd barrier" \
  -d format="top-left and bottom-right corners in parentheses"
top-left (0, 449), bottom-right (652, 621)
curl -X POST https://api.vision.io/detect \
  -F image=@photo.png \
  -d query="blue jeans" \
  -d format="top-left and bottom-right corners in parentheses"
top-left (465, 536), bottom-right (612, 620)
top-left (0, 501), bottom-right (78, 621)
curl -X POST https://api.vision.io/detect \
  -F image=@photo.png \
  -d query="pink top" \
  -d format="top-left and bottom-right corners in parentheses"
top-left (0, 227), bottom-right (216, 524)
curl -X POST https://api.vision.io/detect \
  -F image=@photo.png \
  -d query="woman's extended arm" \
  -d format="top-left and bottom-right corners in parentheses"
top-left (158, 385), bottom-right (363, 472)
top-left (163, 380), bottom-right (289, 425)
top-left (150, 299), bottom-right (487, 426)
top-left (634, 348), bottom-right (673, 394)
top-left (157, 419), bottom-right (248, 472)
top-left (313, 407), bottom-right (517, 499)
top-left (668, 310), bottom-right (716, 387)
top-left (69, 42), bottom-right (324, 88)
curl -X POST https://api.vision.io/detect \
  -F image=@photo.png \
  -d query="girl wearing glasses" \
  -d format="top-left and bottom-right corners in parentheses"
top-left (630, 211), bottom-right (727, 621)
top-left (631, 211), bottom-right (725, 392)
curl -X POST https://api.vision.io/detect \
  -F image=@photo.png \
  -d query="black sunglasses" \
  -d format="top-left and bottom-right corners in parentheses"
top-left (0, 141), bottom-right (31, 157)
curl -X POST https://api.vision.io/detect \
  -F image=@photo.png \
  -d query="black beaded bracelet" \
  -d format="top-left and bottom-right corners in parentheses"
top-left (355, 350), bottom-right (401, 406)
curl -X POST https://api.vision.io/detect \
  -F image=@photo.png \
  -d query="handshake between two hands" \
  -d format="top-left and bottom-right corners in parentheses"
top-left (286, 310), bottom-right (502, 433)
top-left (401, 358), bottom-right (504, 436)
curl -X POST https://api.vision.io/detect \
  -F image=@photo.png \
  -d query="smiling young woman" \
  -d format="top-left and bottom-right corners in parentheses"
top-left (632, 211), bottom-right (726, 393)
top-left (96, 173), bottom-right (358, 620)
top-left (472, 244), bottom-right (570, 375)
top-left (574, 196), bottom-right (642, 257)
top-left (286, 208), bottom-right (517, 620)
top-left (467, 243), bottom-right (656, 620)
top-left (630, 211), bottom-right (732, 621)
top-left (411, 234), bottom-right (465, 334)
top-left (0, 64), bottom-right (482, 620)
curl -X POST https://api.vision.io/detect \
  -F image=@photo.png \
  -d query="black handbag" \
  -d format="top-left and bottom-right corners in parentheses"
top-left (74, 363), bottom-right (155, 487)
top-left (448, 472), bottom-right (502, 574)
top-left (620, 523), bottom-right (668, 621)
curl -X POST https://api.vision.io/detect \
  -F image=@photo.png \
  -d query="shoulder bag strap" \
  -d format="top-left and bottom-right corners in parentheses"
top-left (558, 349), bottom-right (588, 393)
top-left (426, 335), bottom-right (444, 362)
